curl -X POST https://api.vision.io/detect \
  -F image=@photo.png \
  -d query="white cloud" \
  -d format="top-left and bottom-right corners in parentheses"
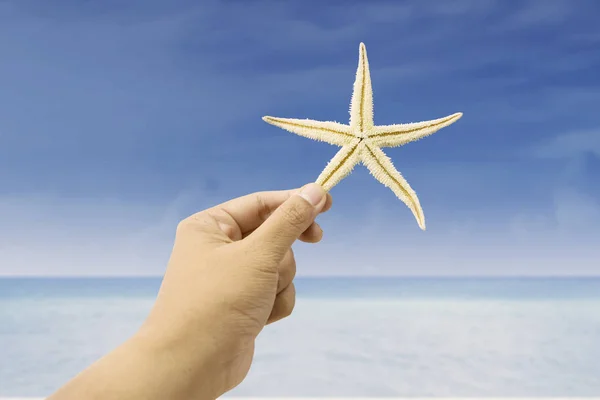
top-left (2, 179), bottom-right (599, 277)
top-left (0, 189), bottom-right (208, 276)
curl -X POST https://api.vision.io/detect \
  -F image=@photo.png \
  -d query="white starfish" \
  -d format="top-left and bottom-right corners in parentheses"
top-left (262, 43), bottom-right (462, 230)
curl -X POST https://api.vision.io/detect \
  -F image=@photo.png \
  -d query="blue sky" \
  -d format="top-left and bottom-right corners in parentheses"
top-left (1, 0), bottom-right (599, 276)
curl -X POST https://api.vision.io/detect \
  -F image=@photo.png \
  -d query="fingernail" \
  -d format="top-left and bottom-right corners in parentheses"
top-left (299, 183), bottom-right (326, 208)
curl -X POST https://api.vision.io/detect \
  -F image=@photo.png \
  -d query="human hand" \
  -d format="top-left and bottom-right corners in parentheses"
top-left (139, 183), bottom-right (332, 398)
top-left (46, 184), bottom-right (331, 400)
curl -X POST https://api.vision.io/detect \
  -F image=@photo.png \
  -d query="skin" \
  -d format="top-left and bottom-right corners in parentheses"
top-left (48, 183), bottom-right (332, 400)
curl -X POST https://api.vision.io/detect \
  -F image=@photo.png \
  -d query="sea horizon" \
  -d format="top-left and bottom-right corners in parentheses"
top-left (2, 275), bottom-right (600, 300)
top-left (2, 276), bottom-right (600, 396)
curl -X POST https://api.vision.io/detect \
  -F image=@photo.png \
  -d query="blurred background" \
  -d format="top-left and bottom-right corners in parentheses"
top-left (1, 0), bottom-right (599, 397)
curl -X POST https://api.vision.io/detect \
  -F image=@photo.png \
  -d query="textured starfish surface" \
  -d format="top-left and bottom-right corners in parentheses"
top-left (262, 43), bottom-right (462, 230)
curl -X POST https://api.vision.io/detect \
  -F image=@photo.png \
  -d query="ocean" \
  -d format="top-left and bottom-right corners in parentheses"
top-left (1, 277), bottom-right (600, 397)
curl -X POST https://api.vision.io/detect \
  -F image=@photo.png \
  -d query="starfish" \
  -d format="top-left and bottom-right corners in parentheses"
top-left (262, 43), bottom-right (462, 230)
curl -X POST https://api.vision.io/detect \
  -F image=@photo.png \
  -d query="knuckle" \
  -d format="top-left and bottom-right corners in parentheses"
top-left (218, 222), bottom-right (237, 240)
top-left (254, 193), bottom-right (272, 222)
top-left (282, 285), bottom-right (296, 317)
top-left (268, 284), bottom-right (297, 324)
top-left (288, 251), bottom-right (297, 278)
top-left (278, 250), bottom-right (296, 289)
top-left (175, 213), bottom-right (210, 238)
top-left (176, 217), bottom-right (194, 235)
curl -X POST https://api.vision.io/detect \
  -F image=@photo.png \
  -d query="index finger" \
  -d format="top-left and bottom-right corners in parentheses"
top-left (210, 187), bottom-right (332, 235)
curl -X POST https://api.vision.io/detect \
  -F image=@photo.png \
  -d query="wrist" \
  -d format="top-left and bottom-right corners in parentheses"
top-left (133, 322), bottom-right (228, 400)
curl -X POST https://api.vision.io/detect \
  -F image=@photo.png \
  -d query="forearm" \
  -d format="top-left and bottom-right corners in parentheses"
top-left (47, 328), bottom-right (223, 400)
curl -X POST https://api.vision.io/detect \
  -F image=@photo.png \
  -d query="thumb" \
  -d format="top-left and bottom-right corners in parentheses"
top-left (248, 183), bottom-right (327, 260)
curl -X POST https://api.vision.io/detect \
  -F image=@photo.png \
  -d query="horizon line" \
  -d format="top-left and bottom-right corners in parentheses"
top-left (3, 397), bottom-right (600, 400)
top-left (1, 275), bottom-right (600, 279)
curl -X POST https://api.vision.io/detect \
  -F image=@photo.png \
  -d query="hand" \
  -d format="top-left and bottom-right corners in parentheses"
top-left (139, 183), bottom-right (332, 397)
top-left (48, 183), bottom-right (332, 400)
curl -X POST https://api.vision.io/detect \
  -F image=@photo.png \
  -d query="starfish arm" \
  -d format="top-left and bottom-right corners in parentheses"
top-left (262, 116), bottom-right (355, 146)
top-left (349, 42), bottom-right (374, 131)
top-left (315, 139), bottom-right (362, 191)
top-left (361, 143), bottom-right (426, 230)
top-left (369, 112), bottom-right (463, 148)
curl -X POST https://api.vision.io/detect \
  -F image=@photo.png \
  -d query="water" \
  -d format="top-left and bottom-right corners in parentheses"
top-left (1, 277), bottom-right (600, 397)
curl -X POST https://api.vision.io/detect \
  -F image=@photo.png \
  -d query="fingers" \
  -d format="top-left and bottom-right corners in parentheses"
top-left (321, 192), bottom-right (333, 213)
top-left (244, 221), bottom-right (324, 243)
top-left (270, 249), bottom-right (296, 323)
top-left (277, 249), bottom-right (296, 293)
top-left (201, 187), bottom-right (332, 241)
top-left (267, 282), bottom-right (296, 324)
top-left (299, 222), bottom-right (323, 243)
top-left (247, 184), bottom-right (327, 261)
top-left (210, 189), bottom-right (295, 236)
